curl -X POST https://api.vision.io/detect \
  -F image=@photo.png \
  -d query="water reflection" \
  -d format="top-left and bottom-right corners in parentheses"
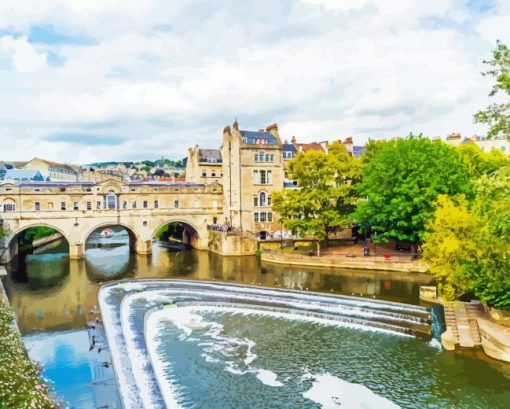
top-left (4, 230), bottom-right (434, 334)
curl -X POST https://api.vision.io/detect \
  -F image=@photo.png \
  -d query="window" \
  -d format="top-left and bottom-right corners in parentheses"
top-left (86, 188), bottom-right (91, 192)
top-left (74, 202), bottom-right (79, 210)
top-left (260, 170), bottom-right (267, 184)
top-left (132, 201), bottom-right (137, 209)
top-left (61, 202), bottom-right (66, 211)
top-left (252, 170), bottom-right (259, 184)
top-left (268, 195), bottom-right (272, 206)
top-left (211, 171), bottom-right (216, 177)
top-left (122, 201), bottom-right (127, 209)
top-left (202, 170), bottom-right (207, 177)
top-left (502, 146), bottom-right (507, 152)
top-left (34, 202), bottom-right (40, 211)
top-left (253, 196), bottom-right (258, 207)
top-left (35, 188), bottom-right (40, 192)
top-left (174, 200), bottom-right (179, 208)
top-left (268, 212), bottom-right (273, 222)
top-left (260, 192), bottom-right (266, 207)
top-left (254, 212), bottom-right (259, 223)
top-left (97, 201), bottom-right (101, 210)
top-left (260, 212), bottom-right (267, 222)
top-left (3, 203), bottom-right (15, 212)
top-left (60, 187), bottom-right (66, 192)
top-left (48, 202), bottom-right (54, 210)
top-left (154, 200), bottom-right (159, 209)
top-left (143, 200), bottom-right (148, 209)
top-left (87, 202), bottom-right (92, 210)
top-left (107, 191), bottom-right (117, 209)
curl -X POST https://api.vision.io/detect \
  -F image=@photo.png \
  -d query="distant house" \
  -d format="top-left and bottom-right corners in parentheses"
top-left (0, 169), bottom-right (45, 183)
top-left (23, 158), bottom-right (79, 182)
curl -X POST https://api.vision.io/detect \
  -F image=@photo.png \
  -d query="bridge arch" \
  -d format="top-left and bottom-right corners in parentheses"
top-left (82, 222), bottom-right (142, 253)
top-left (10, 223), bottom-right (70, 247)
top-left (151, 219), bottom-right (202, 249)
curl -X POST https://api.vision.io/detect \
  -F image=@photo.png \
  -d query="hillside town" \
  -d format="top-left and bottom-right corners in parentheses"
top-left (1, 132), bottom-right (508, 186)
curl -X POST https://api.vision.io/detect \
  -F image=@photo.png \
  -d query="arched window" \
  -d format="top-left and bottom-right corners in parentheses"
top-left (259, 192), bottom-right (266, 207)
top-left (107, 190), bottom-right (117, 209)
top-left (3, 199), bottom-right (16, 212)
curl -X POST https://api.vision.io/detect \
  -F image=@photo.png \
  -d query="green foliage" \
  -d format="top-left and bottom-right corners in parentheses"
top-left (272, 142), bottom-right (361, 243)
top-left (423, 169), bottom-right (510, 307)
top-left (355, 135), bottom-right (472, 244)
top-left (474, 41), bottom-right (510, 139)
top-left (456, 142), bottom-right (509, 179)
top-left (0, 300), bottom-right (58, 408)
top-left (361, 139), bottom-right (387, 164)
top-left (21, 227), bottom-right (59, 242)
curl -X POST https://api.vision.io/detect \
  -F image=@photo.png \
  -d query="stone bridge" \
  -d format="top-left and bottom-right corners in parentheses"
top-left (0, 179), bottom-right (223, 263)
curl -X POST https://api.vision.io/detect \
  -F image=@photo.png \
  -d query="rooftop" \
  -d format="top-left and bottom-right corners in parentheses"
top-left (240, 130), bottom-right (279, 145)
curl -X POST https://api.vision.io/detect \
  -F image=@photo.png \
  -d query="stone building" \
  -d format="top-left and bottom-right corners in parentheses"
top-left (444, 133), bottom-right (510, 153)
top-left (24, 158), bottom-right (80, 182)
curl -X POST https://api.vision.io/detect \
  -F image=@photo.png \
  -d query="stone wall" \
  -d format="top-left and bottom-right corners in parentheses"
top-left (207, 230), bottom-right (257, 256)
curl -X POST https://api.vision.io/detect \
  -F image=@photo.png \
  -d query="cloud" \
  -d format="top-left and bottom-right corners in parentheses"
top-left (0, 35), bottom-right (46, 72)
top-left (45, 132), bottom-right (124, 145)
top-left (0, 0), bottom-right (507, 163)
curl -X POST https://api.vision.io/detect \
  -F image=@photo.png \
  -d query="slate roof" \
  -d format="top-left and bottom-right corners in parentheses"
top-left (1, 169), bottom-right (44, 181)
top-left (282, 144), bottom-right (297, 152)
top-left (239, 130), bottom-right (279, 145)
top-left (199, 149), bottom-right (222, 163)
top-left (352, 146), bottom-right (366, 158)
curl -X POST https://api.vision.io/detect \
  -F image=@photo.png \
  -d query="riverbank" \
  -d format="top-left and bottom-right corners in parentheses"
top-left (261, 251), bottom-right (428, 273)
top-left (0, 279), bottom-right (58, 408)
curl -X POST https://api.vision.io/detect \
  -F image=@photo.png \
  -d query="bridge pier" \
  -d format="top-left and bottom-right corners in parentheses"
top-left (135, 239), bottom-right (152, 256)
top-left (69, 243), bottom-right (85, 260)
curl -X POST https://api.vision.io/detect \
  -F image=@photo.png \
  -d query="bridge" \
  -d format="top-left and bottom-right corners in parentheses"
top-left (0, 179), bottom-right (223, 263)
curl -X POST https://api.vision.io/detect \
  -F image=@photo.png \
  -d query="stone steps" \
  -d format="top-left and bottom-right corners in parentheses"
top-left (442, 302), bottom-right (485, 349)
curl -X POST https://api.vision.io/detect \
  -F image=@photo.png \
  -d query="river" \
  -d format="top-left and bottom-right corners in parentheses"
top-left (2, 227), bottom-right (510, 408)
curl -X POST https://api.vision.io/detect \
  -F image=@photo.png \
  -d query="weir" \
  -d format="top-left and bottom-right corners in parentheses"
top-left (98, 279), bottom-right (438, 409)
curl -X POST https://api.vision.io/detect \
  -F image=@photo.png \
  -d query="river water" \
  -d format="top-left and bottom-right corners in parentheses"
top-left (2, 227), bottom-right (510, 408)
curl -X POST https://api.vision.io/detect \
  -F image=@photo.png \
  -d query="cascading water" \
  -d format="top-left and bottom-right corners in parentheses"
top-left (98, 279), bottom-right (510, 409)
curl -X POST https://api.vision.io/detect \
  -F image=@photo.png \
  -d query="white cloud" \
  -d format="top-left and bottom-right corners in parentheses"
top-left (0, 35), bottom-right (46, 72)
top-left (0, 0), bottom-right (506, 162)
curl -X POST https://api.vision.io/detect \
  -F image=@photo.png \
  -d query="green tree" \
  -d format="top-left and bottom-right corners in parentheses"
top-left (474, 41), bottom-right (510, 139)
top-left (423, 168), bottom-right (510, 307)
top-left (272, 142), bottom-right (361, 254)
top-left (355, 135), bottom-right (471, 245)
top-left (456, 142), bottom-right (509, 179)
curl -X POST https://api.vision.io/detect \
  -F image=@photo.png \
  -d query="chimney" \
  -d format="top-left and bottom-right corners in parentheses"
top-left (232, 119), bottom-right (239, 131)
top-left (291, 135), bottom-right (297, 144)
top-left (266, 123), bottom-right (279, 137)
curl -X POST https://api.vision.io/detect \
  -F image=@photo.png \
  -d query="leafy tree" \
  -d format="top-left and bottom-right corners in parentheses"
top-left (474, 41), bottom-right (510, 138)
top-left (272, 142), bottom-right (361, 254)
top-left (423, 168), bottom-right (510, 307)
top-left (456, 142), bottom-right (509, 179)
top-left (355, 135), bottom-right (471, 245)
top-left (361, 139), bottom-right (387, 164)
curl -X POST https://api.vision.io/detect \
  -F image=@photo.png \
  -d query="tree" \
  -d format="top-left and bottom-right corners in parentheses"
top-left (423, 168), bottom-right (510, 307)
top-left (456, 142), bottom-right (509, 179)
top-left (355, 135), bottom-right (472, 245)
top-left (474, 41), bottom-right (510, 139)
top-left (272, 142), bottom-right (361, 254)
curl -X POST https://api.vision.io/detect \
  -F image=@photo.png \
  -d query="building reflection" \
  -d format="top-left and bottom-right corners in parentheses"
top-left (5, 239), bottom-right (434, 334)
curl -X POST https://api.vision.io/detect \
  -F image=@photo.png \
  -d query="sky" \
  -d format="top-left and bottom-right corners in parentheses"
top-left (0, 0), bottom-right (509, 164)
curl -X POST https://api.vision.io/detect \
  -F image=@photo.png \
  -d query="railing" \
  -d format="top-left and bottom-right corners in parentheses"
top-left (263, 248), bottom-right (422, 260)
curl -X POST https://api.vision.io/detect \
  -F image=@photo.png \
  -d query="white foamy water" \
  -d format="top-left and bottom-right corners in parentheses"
top-left (302, 373), bottom-right (399, 408)
top-left (120, 291), bottom-right (174, 409)
top-left (256, 369), bottom-right (284, 387)
top-left (146, 304), bottom-right (410, 408)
